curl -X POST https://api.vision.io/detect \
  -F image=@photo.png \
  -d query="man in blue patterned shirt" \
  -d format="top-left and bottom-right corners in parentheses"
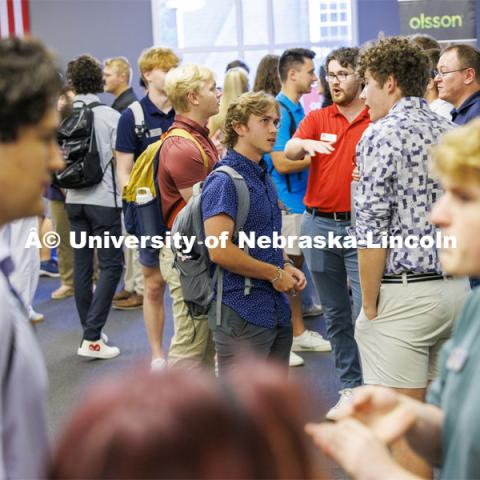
top-left (202, 91), bottom-right (306, 375)
top-left (353, 37), bottom-right (470, 477)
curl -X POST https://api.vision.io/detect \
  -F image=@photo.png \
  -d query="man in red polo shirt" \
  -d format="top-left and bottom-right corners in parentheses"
top-left (285, 47), bottom-right (370, 418)
top-left (158, 63), bottom-right (220, 368)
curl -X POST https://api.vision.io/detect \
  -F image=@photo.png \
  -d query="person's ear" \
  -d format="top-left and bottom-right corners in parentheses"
top-left (233, 121), bottom-right (247, 137)
top-left (187, 90), bottom-right (200, 107)
top-left (464, 68), bottom-right (476, 86)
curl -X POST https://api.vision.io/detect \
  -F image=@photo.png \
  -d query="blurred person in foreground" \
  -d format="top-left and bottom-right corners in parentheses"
top-left (0, 36), bottom-right (63, 478)
top-left (48, 359), bottom-right (324, 479)
top-left (307, 118), bottom-right (480, 480)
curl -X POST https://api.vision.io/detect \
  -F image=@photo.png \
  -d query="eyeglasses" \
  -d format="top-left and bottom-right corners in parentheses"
top-left (433, 67), bottom-right (469, 78)
top-left (327, 72), bottom-right (355, 82)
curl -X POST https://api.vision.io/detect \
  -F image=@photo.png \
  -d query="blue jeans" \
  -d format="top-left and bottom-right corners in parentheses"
top-left (301, 211), bottom-right (362, 388)
top-left (301, 262), bottom-right (320, 310)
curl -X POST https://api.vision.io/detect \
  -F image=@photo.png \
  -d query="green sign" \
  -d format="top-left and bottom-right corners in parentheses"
top-left (399, 0), bottom-right (476, 41)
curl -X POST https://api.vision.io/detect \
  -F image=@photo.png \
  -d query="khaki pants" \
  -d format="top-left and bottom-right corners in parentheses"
top-left (123, 242), bottom-right (144, 295)
top-left (50, 200), bottom-right (73, 287)
top-left (159, 246), bottom-right (215, 368)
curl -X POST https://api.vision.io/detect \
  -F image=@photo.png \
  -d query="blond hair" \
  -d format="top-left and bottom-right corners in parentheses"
top-left (208, 67), bottom-right (249, 135)
top-left (164, 63), bottom-right (214, 113)
top-left (223, 91), bottom-right (279, 149)
top-left (104, 56), bottom-right (131, 82)
top-left (138, 47), bottom-right (179, 76)
top-left (431, 118), bottom-right (480, 183)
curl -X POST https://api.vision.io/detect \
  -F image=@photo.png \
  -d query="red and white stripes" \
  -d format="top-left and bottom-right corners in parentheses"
top-left (0, 0), bottom-right (30, 38)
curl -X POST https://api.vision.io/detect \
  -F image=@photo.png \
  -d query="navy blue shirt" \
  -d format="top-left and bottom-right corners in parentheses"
top-left (201, 149), bottom-right (291, 329)
top-left (451, 90), bottom-right (480, 125)
top-left (115, 94), bottom-right (175, 159)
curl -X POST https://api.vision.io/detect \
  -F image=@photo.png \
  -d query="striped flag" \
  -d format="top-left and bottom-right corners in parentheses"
top-left (0, 0), bottom-right (30, 38)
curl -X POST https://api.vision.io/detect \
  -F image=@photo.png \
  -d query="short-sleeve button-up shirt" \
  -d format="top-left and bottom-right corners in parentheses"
top-left (201, 149), bottom-right (291, 329)
top-left (353, 97), bottom-right (454, 274)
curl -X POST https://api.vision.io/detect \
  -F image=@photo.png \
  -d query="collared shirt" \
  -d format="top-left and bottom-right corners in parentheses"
top-left (115, 94), bottom-right (175, 160)
top-left (111, 87), bottom-right (137, 113)
top-left (264, 92), bottom-right (309, 214)
top-left (201, 149), bottom-right (291, 329)
top-left (65, 94), bottom-right (121, 208)
top-left (157, 115), bottom-right (219, 227)
top-left (294, 103), bottom-right (370, 212)
top-left (429, 98), bottom-right (454, 120)
top-left (354, 97), bottom-right (454, 274)
top-left (451, 90), bottom-right (480, 125)
top-left (0, 236), bottom-right (49, 479)
top-left (427, 287), bottom-right (480, 480)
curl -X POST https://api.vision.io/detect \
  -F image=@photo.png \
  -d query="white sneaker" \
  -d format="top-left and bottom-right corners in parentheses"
top-left (326, 388), bottom-right (354, 420)
top-left (150, 357), bottom-right (167, 372)
top-left (303, 304), bottom-right (323, 317)
top-left (29, 306), bottom-right (44, 323)
top-left (289, 351), bottom-right (304, 367)
top-left (77, 338), bottom-right (120, 359)
top-left (292, 329), bottom-right (332, 352)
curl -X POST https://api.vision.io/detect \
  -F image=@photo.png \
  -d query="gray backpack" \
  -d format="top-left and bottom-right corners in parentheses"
top-left (171, 165), bottom-right (252, 324)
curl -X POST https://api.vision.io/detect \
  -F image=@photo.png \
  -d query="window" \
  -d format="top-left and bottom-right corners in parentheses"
top-left (151, 0), bottom-right (355, 84)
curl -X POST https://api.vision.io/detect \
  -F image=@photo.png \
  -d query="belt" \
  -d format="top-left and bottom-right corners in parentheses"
top-left (381, 272), bottom-right (452, 284)
top-left (306, 207), bottom-right (351, 221)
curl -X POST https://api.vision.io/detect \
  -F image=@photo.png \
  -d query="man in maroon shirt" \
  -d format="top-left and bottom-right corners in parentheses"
top-left (158, 63), bottom-right (221, 367)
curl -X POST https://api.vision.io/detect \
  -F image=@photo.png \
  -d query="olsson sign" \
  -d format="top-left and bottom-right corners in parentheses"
top-left (399, 0), bottom-right (476, 42)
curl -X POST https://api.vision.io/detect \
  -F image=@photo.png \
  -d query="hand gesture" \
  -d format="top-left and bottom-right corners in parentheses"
top-left (302, 139), bottom-right (335, 156)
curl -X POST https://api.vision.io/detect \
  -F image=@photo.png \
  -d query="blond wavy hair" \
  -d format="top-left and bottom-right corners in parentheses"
top-left (223, 91), bottom-right (279, 149)
top-left (208, 67), bottom-right (249, 136)
top-left (164, 63), bottom-right (214, 113)
top-left (431, 118), bottom-right (480, 183)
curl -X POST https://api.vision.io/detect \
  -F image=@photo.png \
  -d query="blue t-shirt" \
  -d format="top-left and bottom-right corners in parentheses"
top-left (451, 90), bottom-right (480, 125)
top-left (115, 94), bottom-right (175, 159)
top-left (201, 149), bottom-right (291, 329)
top-left (264, 92), bottom-right (309, 214)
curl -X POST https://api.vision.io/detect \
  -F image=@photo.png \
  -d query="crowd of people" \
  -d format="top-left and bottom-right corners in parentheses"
top-left (1, 30), bottom-right (480, 479)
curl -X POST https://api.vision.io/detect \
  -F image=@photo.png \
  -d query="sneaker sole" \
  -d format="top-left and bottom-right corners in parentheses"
top-left (39, 271), bottom-right (60, 278)
top-left (292, 344), bottom-right (332, 352)
top-left (77, 348), bottom-right (120, 359)
top-left (289, 360), bottom-right (305, 367)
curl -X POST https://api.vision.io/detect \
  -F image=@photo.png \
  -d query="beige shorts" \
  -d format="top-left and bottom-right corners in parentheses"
top-left (281, 211), bottom-right (303, 256)
top-left (355, 277), bottom-right (470, 389)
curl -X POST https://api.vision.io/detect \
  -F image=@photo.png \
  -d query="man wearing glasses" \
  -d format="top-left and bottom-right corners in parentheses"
top-left (285, 48), bottom-right (370, 418)
top-left (435, 44), bottom-right (480, 125)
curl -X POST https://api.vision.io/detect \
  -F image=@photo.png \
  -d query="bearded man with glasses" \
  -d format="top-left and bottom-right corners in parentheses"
top-left (285, 47), bottom-right (370, 419)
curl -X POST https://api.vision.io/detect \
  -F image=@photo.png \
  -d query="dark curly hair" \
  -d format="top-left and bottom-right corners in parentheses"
top-left (326, 47), bottom-right (360, 71)
top-left (253, 54), bottom-right (281, 96)
top-left (357, 37), bottom-right (430, 98)
top-left (66, 54), bottom-right (103, 95)
top-left (0, 37), bottom-right (61, 142)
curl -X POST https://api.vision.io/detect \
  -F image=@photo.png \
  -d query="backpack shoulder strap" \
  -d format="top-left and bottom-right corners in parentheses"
top-left (278, 100), bottom-right (297, 138)
top-left (166, 128), bottom-right (210, 173)
top-left (212, 165), bottom-right (252, 317)
top-left (213, 165), bottom-right (250, 234)
top-left (128, 100), bottom-right (147, 139)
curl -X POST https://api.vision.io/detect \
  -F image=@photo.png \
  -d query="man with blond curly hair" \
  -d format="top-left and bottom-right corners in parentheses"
top-left (353, 36), bottom-right (470, 476)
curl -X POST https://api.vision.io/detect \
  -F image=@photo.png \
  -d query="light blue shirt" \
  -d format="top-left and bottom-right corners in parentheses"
top-left (264, 92), bottom-right (309, 214)
top-left (0, 237), bottom-right (49, 479)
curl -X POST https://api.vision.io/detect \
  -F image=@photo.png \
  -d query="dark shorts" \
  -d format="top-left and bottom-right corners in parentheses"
top-left (138, 245), bottom-right (159, 268)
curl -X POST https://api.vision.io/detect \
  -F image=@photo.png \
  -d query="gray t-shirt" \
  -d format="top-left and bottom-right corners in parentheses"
top-left (66, 94), bottom-right (121, 208)
top-left (0, 238), bottom-right (49, 479)
top-left (427, 288), bottom-right (480, 479)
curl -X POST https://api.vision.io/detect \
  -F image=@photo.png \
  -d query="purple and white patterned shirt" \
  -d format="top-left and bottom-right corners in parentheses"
top-left (353, 97), bottom-right (453, 274)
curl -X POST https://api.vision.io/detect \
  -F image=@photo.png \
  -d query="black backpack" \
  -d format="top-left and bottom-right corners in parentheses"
top-left (54, 101), bottom-right (106, 189)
